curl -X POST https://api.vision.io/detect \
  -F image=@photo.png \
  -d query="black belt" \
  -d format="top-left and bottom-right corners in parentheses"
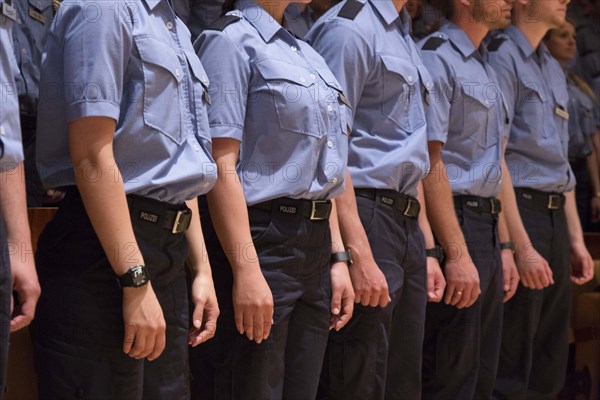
top-left (251, 197), bottom-right (332, 221)
top-left (355, 188), bottom-right (420, 218)
top-left (514, 188), bottom-right (565, 210)
top-left (454, 195), bottom-right (501, 215)
top-left (126, 195), bottom-right (192, 234)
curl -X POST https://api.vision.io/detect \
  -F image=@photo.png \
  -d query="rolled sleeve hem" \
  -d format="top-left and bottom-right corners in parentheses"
top-left (210, 124), bottom-right (243, 141)
top-left (65, 100), bottom-right (121, 124)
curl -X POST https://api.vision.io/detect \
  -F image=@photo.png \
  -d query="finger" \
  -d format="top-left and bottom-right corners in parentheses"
top-left (529, 271), bottom-right (543, 290)
top-left (144, 333), bottom-right (157, 361)
top-left (503, 271), bottom-right (511, 293)
top-left (465, 287), bottom-right (480, 308)
top-left (263, 307), bottom-right (273, 340)
top-left (544, 264), bottom-right (554, 285)
top-left (331, 286), bottom-right (342, 316)
top-left (359, 293), bottom-right (372, 307)
top-left (123, 323), bottom-right (136, 354)
top-left (129, 332), bottom-right (147, 359)
top-left (234, 307), bottom-right (244, 335)
top-left (243, 310), bottom-right (255, 341)
top-left (444, 282), bottom-right (456, 305)
top-left (368, 290), bottom-right (381, 308)
top-left (537, 267), bottom-right (550, 288)
top-left (149, 329), bottom-right (166, 359)
top-left (432, 279), bottom-right (445, 303)
top-left (254, 311), bottom-right (264, 344)
top-left (520, 273), bottom-right (531, 288)
top-left (353, 290), bottom-right (363, 305)
top-left (192, 300), bottom-right (206, 331)
top-left (335, 296), bottom-right (354, 331)
top-left (427, 272), bottom-right (436, 301)
top-left (450, 288), bottom-right (464, 307)
top-left (9, 315), bottom-right (31, 332)
top-left (455, 288), bottom-right (470, 309)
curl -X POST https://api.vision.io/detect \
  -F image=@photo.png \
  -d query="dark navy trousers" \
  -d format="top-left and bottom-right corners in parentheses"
top-left (493, 191), bottom-right (571, 400)
top-left (0, 214), bottom-right (10, 399)
top-left (318, 192), bottom-right (427, 400)
top-left (32, 189), bottom-right (191, 400)
top-left (190, 196), bottom-right (332, 400)
top-left (422, 201), bottom-right (504, 400)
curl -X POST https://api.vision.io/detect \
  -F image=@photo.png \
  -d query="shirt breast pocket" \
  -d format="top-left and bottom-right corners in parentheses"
top-left (461, 87), bottom-right (496, 149)
top-left (255, 59), bottom-right (325, 139)
top-left (135, 35), bottom-right (185, 144)
top-left (520, 82), bottom-right (547, 139)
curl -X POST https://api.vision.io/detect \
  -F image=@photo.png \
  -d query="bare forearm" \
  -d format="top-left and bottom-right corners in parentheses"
top-left (0, 163), bottom-right (32, 247)
top-left (498, 157), bottom-right (531, 247)
top-left (564, 190), bottom-right (585, 247)
top-left (185, 197), bottom-right (212, 278)
top-left (417, 180), bottom-right (435, 248)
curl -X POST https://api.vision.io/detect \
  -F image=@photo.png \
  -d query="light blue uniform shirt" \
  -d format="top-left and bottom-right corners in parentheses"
top-left (566, 73), bottom-right (596, 158)
top-left (575, 18), bottom-right (600, 127)
top-left (419, 21), bottom-right (508, 198)
top-left (283, 3), bottom-right (314, 39)
top-left (12, 0), bottom-right (56, 114)
top-left (36, 0), bottom-right (217, 204)
top-left (0, 4), bottom-right (24, 172)
top-left (195, 0), bottom-right (349, 206)
top-left (306, 0), bottom-right (431, 198)
top-left (488, 26), bottom-right (575, 193)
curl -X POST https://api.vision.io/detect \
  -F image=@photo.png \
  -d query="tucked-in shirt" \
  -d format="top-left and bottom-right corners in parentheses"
top-left (37, 0), bottom-right (217, 204)
top-left (566, 72), bottom-right (596, 158)
top-left (419, 21), bottom-right (508, 198)
top-left (1, 5), bottom-right (24, 172)
top-left (196, 0), bottom-right (349, 206)
top-left (488, 25), bottom-right (575, 193)
top-left (12, 0), bottom-right (56, 115)
top-left (306, 0), bottom-right (431, 198)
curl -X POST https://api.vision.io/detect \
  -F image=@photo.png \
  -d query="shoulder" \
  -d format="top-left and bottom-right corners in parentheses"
top-left (205, 12), bottom-right (241, 32)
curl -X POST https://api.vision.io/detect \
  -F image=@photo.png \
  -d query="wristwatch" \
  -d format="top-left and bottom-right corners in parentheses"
top-left (118, 265), bottom-right (150, 288)
top-left (425, 245), bottom-right (444, 264)
top-left (331, 250), bottom-right (353, 266)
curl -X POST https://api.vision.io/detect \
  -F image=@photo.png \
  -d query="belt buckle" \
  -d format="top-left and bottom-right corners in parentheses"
top-left (489, 198), bottom-right (497, 214)
top-left (310, 200), bottom-right (328, 221)
top-left (403, 199), bottom-right (416, 217)
top-left (172, 209), bottom-right (191, 233)
top-left (548, 194), bottom-right (561, 210)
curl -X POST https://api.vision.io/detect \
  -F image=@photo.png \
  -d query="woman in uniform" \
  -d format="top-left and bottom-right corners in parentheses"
top-left (31, 1), bottom-right (219, 399)
top-left (545, 19), bottom-right (600, 229)
top-left (189, 0), bottom-right (355, 398)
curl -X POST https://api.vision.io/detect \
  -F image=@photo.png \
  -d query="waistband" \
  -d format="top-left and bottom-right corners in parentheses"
top-left (514, 188), bottom-right (565, 211)
top-left (453, 195), bottom-right (501, 215)
top-left (250, 197), bottom-right (332, 221)
top-left (354, 188), bottom-right (420, 218)
top-left (65, 186), bottom-right (191, 234)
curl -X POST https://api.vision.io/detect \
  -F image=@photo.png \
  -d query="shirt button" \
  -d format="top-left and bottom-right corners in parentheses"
top-left (175, 68), bottom-right (180, 77)
top-left (194, 145), bottom-right (200, 151)
top-left (484, 99), bottom-right (489, 104)
top-left (291, 45), bottom-right (298, 52)
top-left (22, 48), bottom-right (27, 54)
top-left (327, 105), bottom-right (333, 112)
top-left (332, 177), bottom-right (338, 184)
top-left (327, 140), bottom-right (333, 148)
top-left (166, 21), bottom-right (174, 30)
top-left (0, 125), bottom-right (4, 136)
top-left (408, 75), bottom-right (413, 82)
top-left (310, 74), bottom-right (316, 80)
top-left (300, 76), bottom-right (306, 82)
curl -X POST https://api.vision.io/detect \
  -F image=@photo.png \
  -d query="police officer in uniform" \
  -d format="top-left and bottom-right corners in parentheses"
top-left (190, 0), bottom-right (354, 398)
top-left (31, 1), bottom-right (220, 398)
top-left (0, 1), bottom-right (41, 396)
top-left (12, 0), bottom-right (59, 206)
top-left (488, 0), bottom-right (595, 398)
top-left (418, 1), bottom-right (519, 398)
top-left (546, 19), bottom-right (600, 229)
top-left (307, 1), bottom-right (444, 398)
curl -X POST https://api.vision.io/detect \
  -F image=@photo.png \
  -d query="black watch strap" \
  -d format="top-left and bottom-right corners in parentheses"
top-left (118, 265), bottom-right (150, 288)
top-left (331, 250), bottom-right (353, 265)
top-left (426, 245), bottom-right (444, 263)
top-left (500, 242), bottom-right (515, 252)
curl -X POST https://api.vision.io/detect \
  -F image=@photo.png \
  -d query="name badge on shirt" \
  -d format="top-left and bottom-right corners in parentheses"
top-left (555, 106), bottom-right (569, 121)
top-left (338, 92), bottom-right (351, 109)
top-left (28, 7), bottom-right (46, 24)
top-left (1, 2), bottom-right (17, 21)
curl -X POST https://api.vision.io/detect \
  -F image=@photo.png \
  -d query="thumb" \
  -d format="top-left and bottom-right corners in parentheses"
top-left (427, 271), bottom-right (436, 299)
top-left (331, 286), bottom-right (341, 316)
top-left (193, 300), bottom-right (205, 330)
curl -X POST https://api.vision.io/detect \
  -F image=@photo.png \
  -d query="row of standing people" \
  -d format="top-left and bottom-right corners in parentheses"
top-left (0, 0), bottom-right (597, 400)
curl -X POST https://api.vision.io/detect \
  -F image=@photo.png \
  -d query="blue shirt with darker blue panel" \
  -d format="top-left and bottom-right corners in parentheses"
top-left (1, 1), bottom-right (24, 172)
top-left (36, 0), bottom-right (217, 204)
top-left (488, 25), bottom-right (575, 193)
top-left (419, 21), bottom-right (508, 198)
top-left (306, 0), bottom-right (431, 198)
top-left (196, 0), bottom-right (349, 206)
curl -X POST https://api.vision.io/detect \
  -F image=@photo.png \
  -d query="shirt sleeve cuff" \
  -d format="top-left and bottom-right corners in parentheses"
top-left (210, 124), bottom-right (244, 141)
top-left (65, 100), bottom-right (121, 124)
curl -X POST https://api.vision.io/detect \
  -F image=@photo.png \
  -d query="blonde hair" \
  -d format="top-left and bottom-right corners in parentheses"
top-left (567, 70), bottom-right (597, 102)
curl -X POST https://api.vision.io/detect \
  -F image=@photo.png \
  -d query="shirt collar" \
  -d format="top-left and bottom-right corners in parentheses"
top-left (28, 0), bottom-right (52, 11)
top-left (369, 0), bottom-right (400, 26)
top-left (237, 0), bottom-right (283, 43)
top-left (505, 25), bottom-right (536, 58)
top-left (440, 20), bottom-right (478, 58)
top-left (143, 0), bottom-right (161, 11)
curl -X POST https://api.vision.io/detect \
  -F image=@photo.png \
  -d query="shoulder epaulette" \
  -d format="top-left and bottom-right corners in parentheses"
top-left (338, 0), bottom-right (364, 20)
top-left (487, 37), bottom-right (506, 52)
top-left (421, 36), bottom-right (445, 51)
top-left (207, 14), bottom-right (241, 31)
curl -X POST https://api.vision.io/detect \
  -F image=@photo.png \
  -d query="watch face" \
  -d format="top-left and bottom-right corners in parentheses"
top-left (131, 266), bottom-right (147, 286)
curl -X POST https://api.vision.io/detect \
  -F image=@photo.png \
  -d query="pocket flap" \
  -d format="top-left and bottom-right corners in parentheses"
top-left (255, 58), bottom-right (314, 87)
top-left (380, 54), bottom-right (418, 85)
top-left (135, 35), bottom-right (183, 83)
